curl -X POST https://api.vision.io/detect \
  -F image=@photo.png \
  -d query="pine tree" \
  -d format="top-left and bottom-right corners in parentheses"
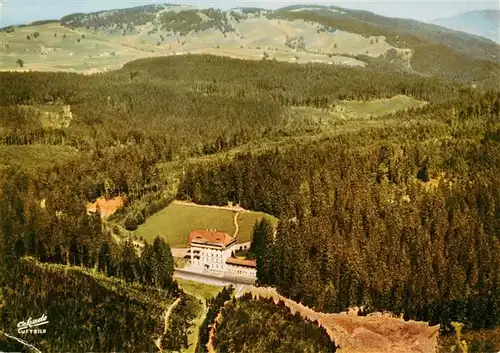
top-left (69, 237), bottom-right (80, 266)
top-left (53, 244), bottom-right (63, 264)
top-left (98, 242), bottom-right (111, 273)
top-left (140, 241), bottom-right (155, 286)
top-left (118, 239), bottom-right (138, 283)
top-left (152, 236), bottom-right (174, 290)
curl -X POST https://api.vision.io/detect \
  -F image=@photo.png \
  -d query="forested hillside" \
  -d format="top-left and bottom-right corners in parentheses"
top-left (0, 55), bottom-right (455, 253)
top-left (268, 6), bottom-right (500, 85)
top-left (0, 257), bottom-right (194, 352)
top-left (178, 91), bottom-right (500, 337)
top-left (213, 293), bottom-right (336, 353)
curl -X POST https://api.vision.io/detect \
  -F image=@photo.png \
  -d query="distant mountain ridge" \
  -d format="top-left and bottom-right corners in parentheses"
top-left (430, 9), bottom-right (500, 43)
top-left (1, 3), bottom-right (499, 85)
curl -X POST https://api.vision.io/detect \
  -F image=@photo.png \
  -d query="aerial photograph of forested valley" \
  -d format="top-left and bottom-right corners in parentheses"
top-left (0, 1), bottom-right (499, 352)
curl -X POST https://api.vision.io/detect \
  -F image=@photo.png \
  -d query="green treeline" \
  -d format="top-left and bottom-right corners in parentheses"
top-left (0, 157), bottom-right (181, 352)
top-left (0, 257), bottom-right (181, 352)
top-left (251, 218), bottom-right (274, 276)
top-left (177, 92), bottom-right (500, 331)
top-left (196, 286), bottom-right (234, 353)
top-left (214, 293), bottom-right (336, 353)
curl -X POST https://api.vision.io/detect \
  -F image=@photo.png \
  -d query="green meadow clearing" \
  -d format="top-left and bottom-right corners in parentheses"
top-left (132, 202), bottom-right (277, 248)
top-left (176, 278), bottom-right (222, 300)
top-left (237, 210), bottom-right (278, 243)
top-left (338, 94), bottom-right (428, 117)
top-left (0, 144), bottom-right (80, 170)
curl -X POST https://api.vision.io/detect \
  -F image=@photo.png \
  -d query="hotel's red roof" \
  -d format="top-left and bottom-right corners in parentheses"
top-left (189, 230), bottom-right (235, 247)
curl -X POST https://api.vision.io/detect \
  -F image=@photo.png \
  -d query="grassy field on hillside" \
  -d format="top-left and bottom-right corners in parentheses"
top-left (0, 14), bottom-right (391, 72)
top-left (18, 104), bottom-right (73, 128)
top-left (238, 210), bottom-right (279, 242)
top-left (338, 95), bottom-right (427, 117)
top-left (176, 278), bottom-right (222, 300)
top-left (0, 144), bottom-right (80, 170)
top-left (0, 23), bottom-right (143, 72)
top-left (280, 95), bottom-right (426, 139)
top-left (133, 203), bottom-right (236, 247)
top-left (132, 202), bottom-right (276, 247)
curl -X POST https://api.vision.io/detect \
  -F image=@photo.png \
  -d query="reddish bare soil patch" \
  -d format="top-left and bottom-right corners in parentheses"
top-left (86, 196), bottom-right (126, 218)
top-left (239, 286), bottom-right (439, 353)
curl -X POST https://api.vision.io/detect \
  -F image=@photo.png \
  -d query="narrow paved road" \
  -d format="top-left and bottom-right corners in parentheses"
top-left (172, 200), bottom-right (245, 212)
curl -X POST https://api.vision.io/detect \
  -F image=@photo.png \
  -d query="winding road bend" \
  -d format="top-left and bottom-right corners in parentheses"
top-left (154, 296), bottom-right (182, 351)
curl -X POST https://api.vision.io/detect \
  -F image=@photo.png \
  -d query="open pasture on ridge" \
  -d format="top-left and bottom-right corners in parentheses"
top-left (0, 10), bottom-right (401, 73)
top-left (0, 23), bottom-right (144, 72)
top-left (284, 94), bottom-right (427, 134)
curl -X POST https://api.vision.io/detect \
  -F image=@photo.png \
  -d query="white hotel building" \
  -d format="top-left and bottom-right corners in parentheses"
top-left (187, 229), bottom-right (257, 279)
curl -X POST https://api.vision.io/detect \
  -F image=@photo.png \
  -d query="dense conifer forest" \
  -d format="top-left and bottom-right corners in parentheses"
top-left (0, 53), bottom-right (499, 350)
top-left (178, 91), bottom-right (500, 334)
top-left (0, 55), bottom-right (457, 248)
top-left (214, 293), bottom-right (336, 353)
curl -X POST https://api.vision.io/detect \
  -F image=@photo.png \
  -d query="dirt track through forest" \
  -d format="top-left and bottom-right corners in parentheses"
top-left (164, 297), bottom-right (182, 334)
top-left (154, 296), bottom-right (181, 351)
top-left (206, 299), bottom-right (232, 353)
